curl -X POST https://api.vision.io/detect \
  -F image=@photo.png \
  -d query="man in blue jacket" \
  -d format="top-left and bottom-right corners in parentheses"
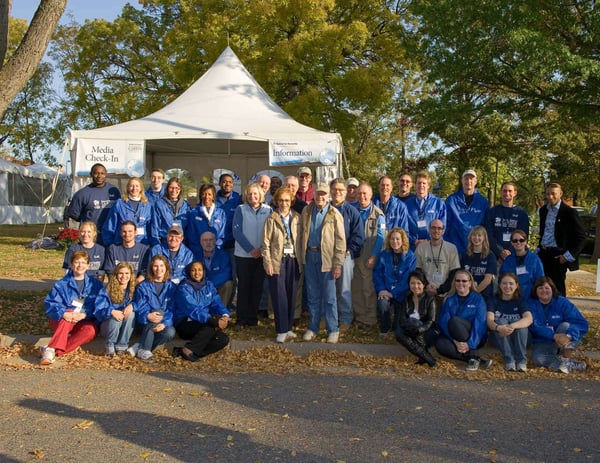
top-left (445, 169), bottom-right (489, 255)
top-left (196, 231), bottom-right (233, 305)
top-left (330, 178), bottom-right (365, 331)
top-left (149, 224), bottom-right (194, 284)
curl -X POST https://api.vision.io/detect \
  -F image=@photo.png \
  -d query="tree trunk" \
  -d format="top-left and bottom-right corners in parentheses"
top-left (592, 155), bottom-right (600, 262)
top-left (0, 0), bottom-right (66, 119)
top-left (0, 0), bottom-right (10, 66)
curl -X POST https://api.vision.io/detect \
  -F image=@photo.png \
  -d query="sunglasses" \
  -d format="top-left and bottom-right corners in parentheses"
top-left (454, 279), bottom-right (470, 283)
top-left (511, 238), bottom-right (526, 243)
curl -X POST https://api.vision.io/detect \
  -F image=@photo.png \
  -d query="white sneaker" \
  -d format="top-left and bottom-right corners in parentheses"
top-left (326, 332), bottom-right (339, 344)
top-left (126, 343), bottom-right (140, 357)
top-left (303, 330), bottom-right (316, 341)
top-left (40, 347), bottom-right (55, 365)
top-left (276, 333), bottom-right (288, 343)
top-left (286, 330), bottom-right (297, 339)
top-left (137, 349), bottom-right (153, 360)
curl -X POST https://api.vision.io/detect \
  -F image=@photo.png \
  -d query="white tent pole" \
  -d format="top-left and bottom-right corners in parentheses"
top-left (40, 138), bottom-right (70, 240)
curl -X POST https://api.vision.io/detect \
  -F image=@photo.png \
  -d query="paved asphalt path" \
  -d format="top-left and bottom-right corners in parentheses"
top-left (1, 369), bottom-right (598, 462)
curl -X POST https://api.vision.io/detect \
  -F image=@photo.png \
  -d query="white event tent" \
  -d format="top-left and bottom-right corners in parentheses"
top-left (67, 47), bottom-right (342, 188)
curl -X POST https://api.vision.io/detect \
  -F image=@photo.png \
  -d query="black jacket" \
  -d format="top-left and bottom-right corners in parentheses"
top-left (538, 202), bottom-right (586, 270)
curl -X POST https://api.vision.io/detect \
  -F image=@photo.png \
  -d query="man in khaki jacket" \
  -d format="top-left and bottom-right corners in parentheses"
top-left (299, 183), bottom-right (346, 344)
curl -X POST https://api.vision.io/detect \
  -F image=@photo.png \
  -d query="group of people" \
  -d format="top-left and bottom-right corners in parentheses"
top-left (40, 163), bottom-right (589, 375)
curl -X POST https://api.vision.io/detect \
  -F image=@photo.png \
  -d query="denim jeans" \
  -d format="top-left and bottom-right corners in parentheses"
top-left (336, 254), bottom-right (354, 325)
top-left (531, 322), bottom-right (579, 370)
top-left (488, 317), bottom-right (529, 366)
top-left (100, 313), bottom-right (136, 350)
top-left (304, 250), bottom-right (338, 334)
top-left (376, 297), bottom-right (393, 334)
top-left (138, 323), bottom-right (176, 351)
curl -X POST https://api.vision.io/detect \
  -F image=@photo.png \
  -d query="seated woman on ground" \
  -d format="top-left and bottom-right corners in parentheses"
top-left (41, 250), bottom-right (105, 365)
top-left (395, 270), bottom-right (437, 367)
top-left (129, 254), bottom-right (176, 360)
top-left (62, 221), bottom-right (105, 280)
top-left (93, 262), bottom-right (137, 356)
top-left (173, 261), bottom-right (231, 361)
top-left (486, 272), bottom-right (532, 372)
top-left (528, 276), bottom-right (589, 374)
top-left (435, 269), bottom-right (493, 371)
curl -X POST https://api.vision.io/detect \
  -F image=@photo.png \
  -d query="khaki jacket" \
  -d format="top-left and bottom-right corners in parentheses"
top-left (262, 210), bottom-right (301, 274)
top-left (299, 203), bottom-right (346, 271)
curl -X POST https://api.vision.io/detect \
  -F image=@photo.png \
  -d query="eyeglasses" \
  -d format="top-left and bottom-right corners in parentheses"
top-left (430, 226), bottom-right (444, 230)
top-left (399, 180), bottom-right (412, 183)
top-left (454, 279), bottom-right (470, 283)
top-left (511, 238), bottom-right (526, 243)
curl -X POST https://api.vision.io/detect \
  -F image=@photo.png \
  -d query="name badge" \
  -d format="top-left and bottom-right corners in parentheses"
top-left (432, 271), bottom-right (443, 285)
top-left (516, 265), bottom-right (527, 275)
top-left (503, 232), bottom-right (512, 242)
top-left (136, 227), bottom-right (145, 236)
top-left (283, 243), bottom-right (294, 255)
top-left (72, 298), bottom-right (84, 312)
top-left (417, 219), bottom-right (427, 229)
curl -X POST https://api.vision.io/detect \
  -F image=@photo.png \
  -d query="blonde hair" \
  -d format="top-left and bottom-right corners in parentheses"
top-left (123, 177), bottom-right (148, 203)
top-left (106, 262), bottom-right (136, 304)
top-left (466, 225), bottom-right (490, 258)
top-left (448, 269), bottom-right (477, 295)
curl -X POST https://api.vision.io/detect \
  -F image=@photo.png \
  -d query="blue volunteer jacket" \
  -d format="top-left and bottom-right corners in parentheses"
top-left (102, 198), bottom-right (153, 246)
top-left (445, 189), bottom-right (489, 255)
top-left (528, 296), bottom-right (589, 344)
top-left (332, 201), bottom-right (365, 258)
top-left (174, 278), bottom-right (231, 326)
top-left (372, 249), bottom-right (417, 301)
top-left (151, 196), bottom-right (191, 245)
top-left (373, 194), bottom-right (409, 232)
top-left (405, 194), bottom-right (447, 249)
top-left (500, 250), bottom-right (544, 299)
top-left (133, 280), bottom-right (177, 327)
top-left (149, 242), bottom-right (195, 284)
top-left (186, 205), bottom-right (227, 255)
top-left (93, 287), bottom-right (133, 323)
top-left (438, 291), bottom-right (487, 350)
top-left (45, 271), bottom-right (106, 322)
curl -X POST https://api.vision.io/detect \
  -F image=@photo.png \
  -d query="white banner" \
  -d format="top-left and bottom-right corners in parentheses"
top-left (269, 140), bottom-right (338, 166)
top-left (75, 138), bottom-right (145, 176)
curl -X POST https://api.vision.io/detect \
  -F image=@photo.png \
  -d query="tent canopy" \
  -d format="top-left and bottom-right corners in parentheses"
top-left (68, 47), bottom-right (342, 186)
top-left (0, 158), bottom-right (71, 224)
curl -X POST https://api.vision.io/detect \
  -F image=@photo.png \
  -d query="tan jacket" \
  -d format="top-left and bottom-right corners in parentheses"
top-left (262, 210), bottom-right (301, 274)
top-left (299, 203), bottom-right (346, 271)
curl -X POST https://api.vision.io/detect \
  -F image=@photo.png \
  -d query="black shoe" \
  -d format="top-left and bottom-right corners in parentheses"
top-left (479, 358), bottom-right (493, 370)
top-left (171, 347), bottom-right (183, 358)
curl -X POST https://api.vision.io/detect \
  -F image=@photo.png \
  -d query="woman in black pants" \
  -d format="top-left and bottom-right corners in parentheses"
top-left (173, 262), bottom-right (230, 361)
top-left (435, 269), bottom-right (493, 371)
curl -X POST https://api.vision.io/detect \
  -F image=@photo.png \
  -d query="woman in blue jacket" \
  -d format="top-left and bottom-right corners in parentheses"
top-left (102, 177), bottom-right (153, 246)
top-left (150, 177), bottom-right (191, 245)
top-left (186, 183), bottom-right (227, 255)
top-left (129, 255), bottom-right (176, 360)
top-left (41, 251), bottom-right (105, 365)
top-left (435, 269), bottom-right (493, 371)
top-left (528, 276), bottom-right (588, 374)
top-left (372, 227), bottom-right (416, 336)
top-left (173, 261), bottom-right (231, 361)
top-left (500, 229), bottom-right (544, 299)
top-left (93, 262), bottom-right (137, 356)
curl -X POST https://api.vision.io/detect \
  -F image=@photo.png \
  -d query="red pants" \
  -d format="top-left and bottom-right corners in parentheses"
top-left (48, 319), bottom-right (99, 356)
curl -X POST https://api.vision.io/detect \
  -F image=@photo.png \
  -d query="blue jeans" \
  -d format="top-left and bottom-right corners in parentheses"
top-left (138, 323), bottom-right (176, 351)
top-left (376, 297), bottom-right (393, 334)
top-left (532, 322), bottom-right (579, 370)
top-left (488, 317), bottom-right (529, 366)
top-left (304, 250), bottom-right (338, 334)
top-left (336, 254), bottom-right (354, 325)
top-left (100, 313), bottom-right (136, 350)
